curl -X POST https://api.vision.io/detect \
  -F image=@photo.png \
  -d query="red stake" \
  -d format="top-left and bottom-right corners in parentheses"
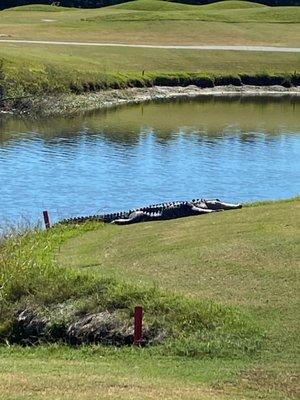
top-left (134, 306), bottom-right (143, 346)
top-left (43, 210), bottom-right (51, 229)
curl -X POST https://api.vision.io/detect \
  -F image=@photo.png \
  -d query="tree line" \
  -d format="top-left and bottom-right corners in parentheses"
top-left (0, 0), bottom-right (299, 10)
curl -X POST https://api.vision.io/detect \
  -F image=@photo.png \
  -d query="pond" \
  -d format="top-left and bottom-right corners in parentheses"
top-left (0, 96), bottom-right (299, 224)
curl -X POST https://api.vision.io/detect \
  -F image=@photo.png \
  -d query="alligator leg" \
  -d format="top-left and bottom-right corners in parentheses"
top-left (191, 205), bottom-right (215, 214)
top-left (112, 210), bottom-right (164, 225)
top-left (112, 211), bottom-right (150, 225)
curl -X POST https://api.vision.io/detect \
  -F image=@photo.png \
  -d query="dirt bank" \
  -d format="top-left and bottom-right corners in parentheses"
top-left (1, 85), bottom-right (300, 117)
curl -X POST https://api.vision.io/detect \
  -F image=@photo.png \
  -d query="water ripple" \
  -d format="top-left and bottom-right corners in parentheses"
top-left (0, 97), bottom-right (299, 223)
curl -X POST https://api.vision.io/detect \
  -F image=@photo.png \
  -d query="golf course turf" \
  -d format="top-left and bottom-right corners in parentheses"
top-left (0, 197), bottom-right (299, 399)
top-left (0, 1), bottom-right (299, 398)
top-left (0, 0), bottom-right (299, 100)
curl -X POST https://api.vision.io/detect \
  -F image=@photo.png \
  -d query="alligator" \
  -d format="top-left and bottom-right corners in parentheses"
top-left (58, 199), bottom-right (242, 226)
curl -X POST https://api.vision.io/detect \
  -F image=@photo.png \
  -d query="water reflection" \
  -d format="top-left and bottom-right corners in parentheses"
top-left (0, 96), bottom-right (299, 224)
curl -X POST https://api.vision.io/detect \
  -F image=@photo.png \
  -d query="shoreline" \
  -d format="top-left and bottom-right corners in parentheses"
top-left (1, 84), bottom-right (300, 117)
top-left (1, 197), bottom-right (299, 230)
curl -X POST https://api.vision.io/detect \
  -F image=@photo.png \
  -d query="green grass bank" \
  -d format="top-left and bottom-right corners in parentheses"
top-left (1, 60), bottom-right (300, 98)
top-left (0, 197), bottom-right (299, 399)
top-left (0, 0), bottom-right (300, 105)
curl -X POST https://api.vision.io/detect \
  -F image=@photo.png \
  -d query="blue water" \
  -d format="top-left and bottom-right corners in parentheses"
top-left (0, 96), bottom-right (299, 224)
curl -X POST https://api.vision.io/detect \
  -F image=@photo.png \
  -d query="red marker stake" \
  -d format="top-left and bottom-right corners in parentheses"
top-left (134, 306), bottom-right (143, 346)
top-left (43, 210), bottom-right (51, 229)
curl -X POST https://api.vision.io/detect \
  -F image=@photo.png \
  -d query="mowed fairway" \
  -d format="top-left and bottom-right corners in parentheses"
top-left (2, 43), bottom-right (300, 74)
top-left (57, 199), bottom-right (300, 399)
top-left (1, 0), bottom-right (300, 46)
top-left (1, 199), bottom-right (298, 400)
top-left (59, 200), bottom-right (299, 339)
top-left (0, 351), bottom-right (253, 400)
top-left (0, 0), bottom-right (300, 96)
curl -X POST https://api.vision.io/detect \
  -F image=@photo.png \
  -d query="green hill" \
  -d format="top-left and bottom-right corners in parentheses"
top-left (6, 4), bottom-right (75, 11)
top-left (114, 0), bottom-right (195, 10)
top-left (1, 0), bottom-right (299, 11)
top-left (114, 0), bottom-right (266, 11)
top-left (202, 0), bottom-right (267, 8)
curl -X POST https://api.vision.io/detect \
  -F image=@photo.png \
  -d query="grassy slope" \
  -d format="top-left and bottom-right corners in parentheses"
top-left (114, 0), bottom-right (267, 10)
top-left (0, 198), bottom-right (299, 399)
top-left (1, 1), bottom-right (299, 43)
top-left (57, 198), bottom-right (300, 398)
top-left (202, 1), bottom-right (267, 9)
top-left (0, 0), bottom-right (300, 98)
top-left (58, 199), bottom-right (299, 353)
top-left (6, 4), bottom-right (75, 11)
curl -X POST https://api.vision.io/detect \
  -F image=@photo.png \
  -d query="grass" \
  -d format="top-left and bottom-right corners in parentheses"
top-left (0, 0), bottom-right (299, 99)
top-left (93, 7), bottom-right (300, 23)
top-left (0, 47), bottom-right (299, 99)
top-left (5, 4), bottom-right (76, 12)
top-left (0, 198), bottom-right (299, 399)
top-left (58, 198), bottom-right (299, 355)
top-left (201, 1), bottom-right (267, 9)
top-left (0, 348), bottom-right (251, 400)
top-left (0, 221), bottom-right (263, 357)
top-left (1, 1), bottom-right (299, 44)
top-left (113, 0), bottom-right (267, 11)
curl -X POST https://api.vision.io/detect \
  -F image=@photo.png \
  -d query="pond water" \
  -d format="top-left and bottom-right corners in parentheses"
top-left (0, 96), bottom-right (299, 224)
